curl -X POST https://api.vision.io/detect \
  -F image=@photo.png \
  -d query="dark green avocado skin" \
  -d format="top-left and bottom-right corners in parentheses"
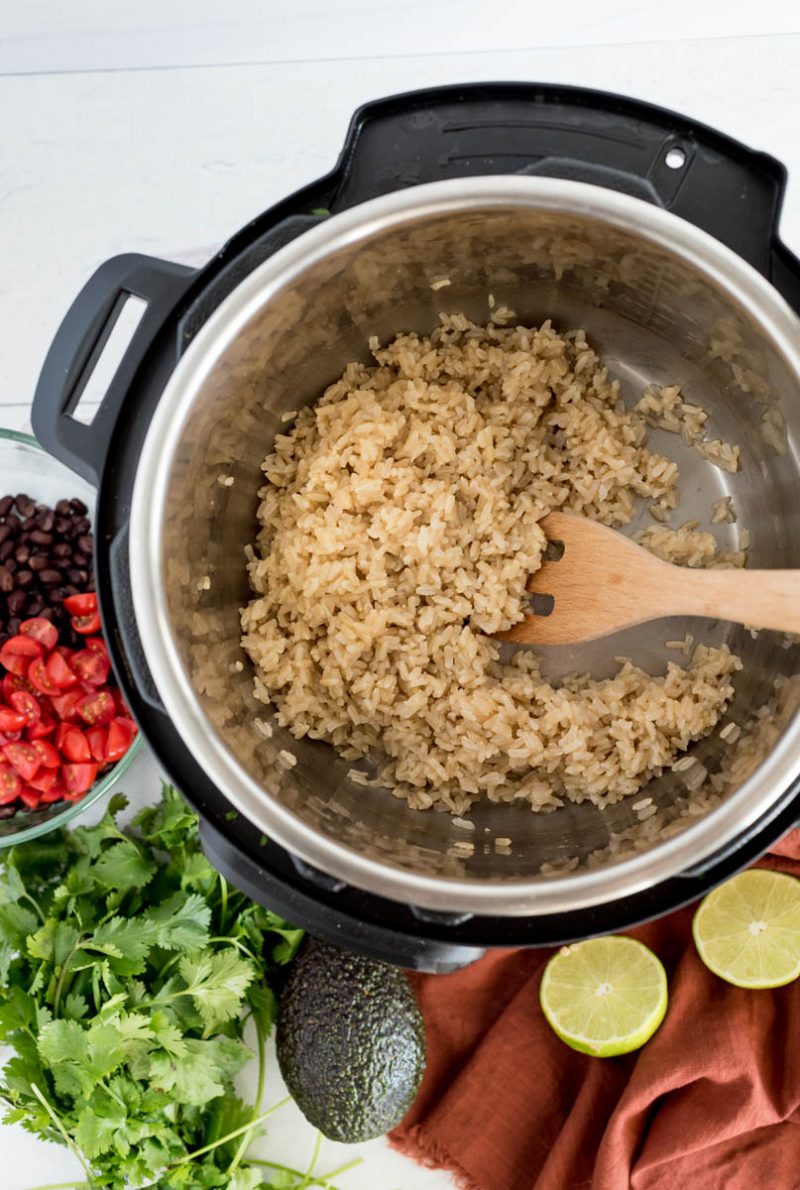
top-left (276, 938), bottom-right (427, 1143)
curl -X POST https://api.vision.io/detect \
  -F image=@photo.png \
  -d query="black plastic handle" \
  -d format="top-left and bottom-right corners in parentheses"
top-left (332, 83), bottom-right (797, 283)
top-left (32, 253), bottom-right (194, 487)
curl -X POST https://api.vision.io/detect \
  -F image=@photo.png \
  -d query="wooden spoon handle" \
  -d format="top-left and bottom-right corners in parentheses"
top-left (673, 567), bottom-right (800, 634)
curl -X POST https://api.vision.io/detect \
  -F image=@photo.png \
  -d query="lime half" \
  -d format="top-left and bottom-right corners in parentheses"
top-left (692, 869), bottom-right (800, 989)
top-left (540, 936), bottom-right (668, 1057)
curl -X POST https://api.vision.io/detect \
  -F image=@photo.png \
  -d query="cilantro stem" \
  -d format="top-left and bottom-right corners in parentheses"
top-left (171, 1095), bottom-right (290, 1165)
top-left (52, 936), bottom-right (85, 1017)
top-left (30, 1084), bottom-right (95, 1186)
top-left (218, 874), bottom-right (229, 928)
top-left (21, 890), bottom-right (45, 921)
top-left (247, 1156), bottom-right (364, 1188)
top-left (297, 1130), bottom-right (323, 1189)
top-left (227, 1016), bottom-right (268, 1175)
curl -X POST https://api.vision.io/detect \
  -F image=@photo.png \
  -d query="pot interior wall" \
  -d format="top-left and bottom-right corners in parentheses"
top-left (158, 202), bottom-right (800, 883)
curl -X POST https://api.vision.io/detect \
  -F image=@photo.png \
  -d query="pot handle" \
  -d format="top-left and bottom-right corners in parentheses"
top-left (332, 84), bottom-right (793, 279)
top-left (32, 253), bottom-right (195, 487)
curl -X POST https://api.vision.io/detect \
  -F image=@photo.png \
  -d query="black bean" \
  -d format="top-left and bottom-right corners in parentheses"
top-left (5, 560), bottom-right (16, 574)
top-left (55, 499), bottom-right (72, 516)
top-left (73, 517), bottom-right (91, 535)
top-left (63, 584), bottom-right (79, 597)
top-left (77, 534), bottom-right (94, 554)
top-left (54, 516), bottom-right (72, 535)
top-left (53, 542), bottom-right (71, 559)
top-left (29, 555), bottom-right (50, 572)
top-left (15, 495), bottom-right (35, 518)
top-left (7, 616), bottom-right (20, 634)
top-left (0, 525), bottom-right (10, 546)
top-left (39, 569), bottom-right (62, 585)
top-left (36, 511), bottom-right (54, 532)
top-left (15, 544), bottom-right (30, 564)
top-left (29, 530), bottom-right (53, 546)
top-left (16, 570), bottom-right (33, 588)
top-left (0, 496), bottom-right (13, 517)
top-left (0, 566), bottom-right (11, 593)
top-left (5, 514), bottom-right (20, 532)
top-left (72, 552), bottom-right (90, 568)
top-left (0, 542), bottom-right (13, 562)
top-left (26, 597), bottom-right (43, 616)
top-left (65, 568), bottom-right (84, 584)
top-left (0, 805), bottom-right (17, 820)
top-left (69, 498), bottom-right (88, 515)
top-left (7, 591), bottom-right (26, 616)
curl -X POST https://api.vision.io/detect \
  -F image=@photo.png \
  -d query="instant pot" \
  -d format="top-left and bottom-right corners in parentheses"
top-left (32, 84), bottom-right (800, 972)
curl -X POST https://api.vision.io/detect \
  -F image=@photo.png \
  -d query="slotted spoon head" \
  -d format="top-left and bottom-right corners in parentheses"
top-left (496, 511), bottom-right (677, 646)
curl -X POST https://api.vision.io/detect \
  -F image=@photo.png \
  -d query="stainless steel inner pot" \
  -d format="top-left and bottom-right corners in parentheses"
top-left (130, 177), bottom-right (800, 915)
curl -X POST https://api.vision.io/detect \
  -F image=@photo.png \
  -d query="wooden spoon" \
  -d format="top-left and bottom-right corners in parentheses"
top-left (497, 511), bottom-right (800, 646)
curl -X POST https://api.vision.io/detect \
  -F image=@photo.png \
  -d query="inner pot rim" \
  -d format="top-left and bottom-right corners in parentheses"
top-left (129, 175), bottom-right (800, 915)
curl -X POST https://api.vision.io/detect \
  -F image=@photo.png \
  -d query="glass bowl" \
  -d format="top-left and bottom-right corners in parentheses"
top-left (0, 428), bottom-right (143, 846)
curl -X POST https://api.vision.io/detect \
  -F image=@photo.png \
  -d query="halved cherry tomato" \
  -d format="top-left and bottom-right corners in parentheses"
top-left (19, 617), bottom-right (59, 651)
top-left (41, 781), bottom-right (67, 803)
top-left (31, 739), bottom-right (60, 769)
top-left (0, 635), bottom-right (44, 675)
top-left (0, 764), bottom-right (22, 803)
top-left (28, 768), bottom-right (59, 793)
top-left (9, 690), bottom-right (41, 726)
top-left (3, 672), bottom-right (31, 702)
top-left (71, 649), bottom-right (110, 689)
top-left (2, 742), bottom-right (40, 783)
top-left (85, 636), bottom-right (109, 659)
top-left (77, 691), bottom-right (115, 726)
top-left (0, 707), bottom-right (26, 734)
top-left (85, 726), bottom-right (107, 764)
top-left (54, 722), bottom-right (74, 751)
top-left (28, 656), bottom-right (62, 697)
top-left (19, 786), bottom-right (42, 809)
top-left (46, 650), bottom-right (79, 690)
top-left (60, 728), bottom-right (91, 764)
top-left (50, 690), bottom-right (84, 723)
top-left (71, 612), bottom-right (101, 636)
top-left (63, 593), bottom-right (97, 616)
top-left (62, 762), bottom-right (97, 795)
top-left (106, 718), bottom-right (134, 763)
top-left (26, 712), bottom-right (56, 741)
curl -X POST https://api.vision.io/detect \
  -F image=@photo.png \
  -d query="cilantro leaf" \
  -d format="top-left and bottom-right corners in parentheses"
top-left (146, 891), bottom-right (211, 952)
top-left (94, 839), bottom-right (156, 892)
top-left (177, 950), bottom-right (256, 1031)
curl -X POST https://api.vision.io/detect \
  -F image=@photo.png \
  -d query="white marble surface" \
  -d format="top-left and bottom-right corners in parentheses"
top-left (0, 5), bottom-right (799, 1187)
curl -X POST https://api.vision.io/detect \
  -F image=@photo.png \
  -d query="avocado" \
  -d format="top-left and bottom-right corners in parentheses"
top-left (276, 937), bottom-right (426, 1143)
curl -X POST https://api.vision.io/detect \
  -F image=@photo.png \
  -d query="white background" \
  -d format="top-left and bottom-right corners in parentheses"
top-left (1, 2), bottom-right (799, 1187)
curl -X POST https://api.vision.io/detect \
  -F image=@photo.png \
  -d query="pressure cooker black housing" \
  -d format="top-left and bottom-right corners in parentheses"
top-left (32, 84), bottom-right (800, 971)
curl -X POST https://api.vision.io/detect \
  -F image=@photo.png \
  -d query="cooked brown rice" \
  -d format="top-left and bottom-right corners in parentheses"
top-left (242, 317), bottom-right (740, 815)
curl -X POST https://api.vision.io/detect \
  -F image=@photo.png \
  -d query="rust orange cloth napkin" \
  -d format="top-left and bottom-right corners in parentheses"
top-left (391, 832), bottom-right (800, 1190)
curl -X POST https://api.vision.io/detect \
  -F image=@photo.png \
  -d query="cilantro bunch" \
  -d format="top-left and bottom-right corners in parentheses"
top-left (0, 784), bottom-right (333, 1189)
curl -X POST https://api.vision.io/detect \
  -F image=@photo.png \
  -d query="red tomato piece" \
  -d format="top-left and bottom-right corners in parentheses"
top-left (85, 726), bottom-right (107, 764)
top-left (3, 673), bottom-right (28, 702)
top-left (19, 786), bottom-right (43, 808)
top-left (71, 612), bottom-right (101, 636)
top-left (60, 728), bottom-right (91, 764)
top-left (29, 656), bottom-right (62, 697)
top-left (2, 742), bottom-right (40, 782)
top-left (41, 781), bottom-right (67, 803)
top-left (62, 762), bottom-right (97, 795)
top-left (19, 617), bottom-right (59, 651)
top-left (31, 739), bottom-right (60, 769)
top-left (26, 712), bottom-right (56, 741)
top-left (27, 768), bottom-right (59, 793)
top-left (0, 707), bottom-right (26, 733)
top-left (77, 690), bottom-right (115, 726)
top-left (63, 593), bottom-right (98, 616)
top-left (0, 764), bottom-right (21, 803)
top-left (105, 718), bottom-right (134, 764)
top-left (50, 690), bottom-right (84, 723)
top-left (45, 651), bottom-right (79, 690)
top-left (9, 690), bottom-right (41, 726)
top-left (1, 635), bottom-right (44, 660)
top-left (71, 650), bottom-right (110, 689)
top-left (85, 636), bottom-right (109, 659)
